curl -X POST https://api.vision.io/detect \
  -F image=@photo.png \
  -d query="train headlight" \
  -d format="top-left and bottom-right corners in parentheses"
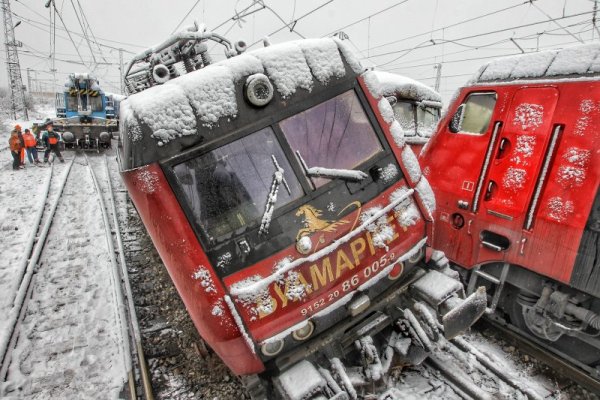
top-left (408, 247), bottom-right (424, 264)
top-left (62, 131), bottom-right (75, 143)
top-left (261, 339), bottom-right (284, 357)
top-left (245, 73), bottom-right (273, 107)
top-left (296, 235), bottom-right (312, 255)
top-left (292, 321), bottom-right (314, 341)
top-left (388, 261), bottom-right (404, 280)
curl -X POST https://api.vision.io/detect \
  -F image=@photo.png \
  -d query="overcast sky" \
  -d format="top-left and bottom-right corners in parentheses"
top-left (1, 0), bottom-right (598, 102)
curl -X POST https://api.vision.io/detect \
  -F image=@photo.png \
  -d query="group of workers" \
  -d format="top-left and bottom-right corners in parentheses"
top-left (8, 121), bottom-right (64, 170)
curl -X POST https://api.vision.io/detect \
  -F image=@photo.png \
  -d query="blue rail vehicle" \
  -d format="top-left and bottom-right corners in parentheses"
top-left (54, 73), bottom-right (118, 149)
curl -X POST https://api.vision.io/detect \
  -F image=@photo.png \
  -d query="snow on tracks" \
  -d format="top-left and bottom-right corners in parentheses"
top-left (0, 154), bottom-right (132, 398)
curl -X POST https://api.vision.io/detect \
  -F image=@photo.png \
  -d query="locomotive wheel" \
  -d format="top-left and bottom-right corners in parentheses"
top-left (504, 286), bottom-right (600, 367)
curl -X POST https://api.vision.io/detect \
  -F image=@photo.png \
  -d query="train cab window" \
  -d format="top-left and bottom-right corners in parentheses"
top-left (392, 101), bottom-right (417, 136)
top-left (173, 127), bottom-right (304, 242)
top-left (416, 105), bottom-right (440, 138)
top-left (450, 92), bottom-right (496, 134)
top-left (279, 90), bottom-right (384, 188)
top-left (90, 95), bottom-right (103, 112)
top-left (67, 95), bottom-right (78, 112)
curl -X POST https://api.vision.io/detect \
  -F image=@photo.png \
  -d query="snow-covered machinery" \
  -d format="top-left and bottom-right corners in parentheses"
top-left (420, 43), bottom-right (600, 384)
top-left (118, 37), bottom-right (486, 399)
top-left (53, 72), bottom-right (117, 149)
top-left (123, 21), bottom-right (247, 95)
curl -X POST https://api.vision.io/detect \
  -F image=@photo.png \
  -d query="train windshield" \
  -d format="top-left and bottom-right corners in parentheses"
top-left (90, 95), bottom-right (103, 111)
top-left (173, 127), bottom-right (304, 242)
top-left (67, 95), bottom-right (78, 112)
top-left (416, 105), bottom-right (440, 137)
top-left (279, 90), bottom-right (383, 188)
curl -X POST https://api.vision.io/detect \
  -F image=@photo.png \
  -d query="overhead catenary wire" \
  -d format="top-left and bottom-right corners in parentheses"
top-left (246, 0), bottom-right (335, 49)
top-left (264, 3), bottom-right (305, 39)
top-left (13, 0), bottom-right (145, 50)
top-left (76, 0), bottom-right (108, 62)
top-left (46, 1), bottom-right (88, 67)
top-left (10, 12), bottom-right (137, 55)
top-left (320, 0), bottom-right (410, 38)
top-left (370, 10), bottom-right (596, 67)
top-left (377, 19), bottom-right (591, 71)
top-left (364, 0), bottom-right (532, 53)
top-left (531, 1), bottom-right (584, 43)
top-left (69, 0), bottom-right (96, 63)
top-left (171, 0), bottom-right (202, 34)
top-left (211, 0), bottom-right (266, 32)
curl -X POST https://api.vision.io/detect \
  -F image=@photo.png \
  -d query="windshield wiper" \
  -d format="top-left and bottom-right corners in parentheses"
top-left (258, 155), bottom-right (291, 236)
top-left (296, 151), bottom-right (368, 182)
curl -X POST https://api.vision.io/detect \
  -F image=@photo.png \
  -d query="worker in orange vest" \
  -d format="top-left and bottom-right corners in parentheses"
top-left (42, 122), bottom-right (64, 163)
top-left (14, 125), bottom-right (25, 166)
top-left (23, 128), bottom-right (40, 164)
top-left (9, 129), bottom-right (24, 170)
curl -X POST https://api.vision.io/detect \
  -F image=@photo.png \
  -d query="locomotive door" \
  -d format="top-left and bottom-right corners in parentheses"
top-left (475, 87), bottom-right (559, 252)
top-left (423, 91), bottom-right (500, 264)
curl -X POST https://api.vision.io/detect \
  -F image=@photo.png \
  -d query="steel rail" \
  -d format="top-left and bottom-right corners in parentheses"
top-left (4, 166), bottom-right (52, 318)
top-left (479, 318), bottom-right (600, 395)
top-left (103, 154), bottom-right (154, 400)
top-left (85, 153), bottom-right (135, 397)
top-left (0, 158), bottom-right (75, 373)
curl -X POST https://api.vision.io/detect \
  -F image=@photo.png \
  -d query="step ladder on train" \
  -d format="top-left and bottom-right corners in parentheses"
top-left (466, 262), bottom-right (510, 314)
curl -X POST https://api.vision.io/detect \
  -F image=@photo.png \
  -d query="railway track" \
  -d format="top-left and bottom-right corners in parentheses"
top-left (480, 317), bottom-right (600, 395)
top-left (0, 153), bottom-right (152, 399)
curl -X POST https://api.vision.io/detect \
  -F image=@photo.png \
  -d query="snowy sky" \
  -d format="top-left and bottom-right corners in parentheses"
top-left (1, 0), bottom-right (598, 102)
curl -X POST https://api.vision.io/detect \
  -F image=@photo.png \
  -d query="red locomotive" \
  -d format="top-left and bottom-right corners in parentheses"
top-left (118, 35), bottom-right (485, 398)
top-left (421, 43), bottom-right (600, 383)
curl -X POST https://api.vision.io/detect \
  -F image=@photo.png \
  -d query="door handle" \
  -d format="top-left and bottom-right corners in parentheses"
top-left (484, 180), bottom-right (497, 201)
top-left (496, 138), bottom-right (510, 159)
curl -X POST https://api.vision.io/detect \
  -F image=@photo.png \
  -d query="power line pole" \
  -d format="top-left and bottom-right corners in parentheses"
top-left (593, 0), bottom-right (600, 41)
top-left (119, 48), bottom-right (124, 95)
top-left (434, 63), bottom-right (442, 92)
top-left (26, 67), bottom-right (32, 93)
top-left (1, 0), bottom-right (29, 120)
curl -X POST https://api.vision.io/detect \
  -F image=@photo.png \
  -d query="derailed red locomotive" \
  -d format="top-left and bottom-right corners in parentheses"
top-left (118, 37), bottom-right (485, 398)
top-left (421, 43), bottom-right (600, 386)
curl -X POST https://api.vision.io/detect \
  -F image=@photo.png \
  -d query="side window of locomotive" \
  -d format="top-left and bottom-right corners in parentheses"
top-left (392, 101), bottom-right (417, 136)
top-left (450, 92), bottom-right (497, 134)
top-left (279, 90), bottom-right (384, 189)
top-left (416, 105), bottom-right (440, 138)
top-left (173, 127), bottom-right (304, 242)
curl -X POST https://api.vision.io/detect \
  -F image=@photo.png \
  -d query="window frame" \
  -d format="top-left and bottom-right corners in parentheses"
top-left (392, 100), bottom-right (418, 137)
top-left (171, 126), bottom-right (306, 242)
top-left (415, 104), bottom-right (441, 138)
top-left (450, 91), bottom-right (498, 136)
top-left (161, 79), bottom-right (393, 249)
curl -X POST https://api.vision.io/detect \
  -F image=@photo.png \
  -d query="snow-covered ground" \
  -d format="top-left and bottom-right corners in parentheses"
top-left (0, 150), bottom-right (128, 398)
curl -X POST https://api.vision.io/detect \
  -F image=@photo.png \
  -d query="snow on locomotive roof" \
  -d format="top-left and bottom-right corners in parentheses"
top-left (472, 42), bottom-right (600, 84)
top-left (121, 38), bottom-right (363, 146)
top-left (364, 70), bottom-right (442, 104)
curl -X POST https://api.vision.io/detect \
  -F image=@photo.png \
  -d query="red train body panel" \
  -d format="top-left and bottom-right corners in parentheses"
top-left (420, 43), bottom-right (600, 377)
top-left (121, 163), bottom-right (263, 374)
top-left (424, 80), bottom-right (600, 286)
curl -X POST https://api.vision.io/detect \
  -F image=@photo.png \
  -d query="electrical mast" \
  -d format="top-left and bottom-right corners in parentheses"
top-left (1, 0), bottom-right (28, 120)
